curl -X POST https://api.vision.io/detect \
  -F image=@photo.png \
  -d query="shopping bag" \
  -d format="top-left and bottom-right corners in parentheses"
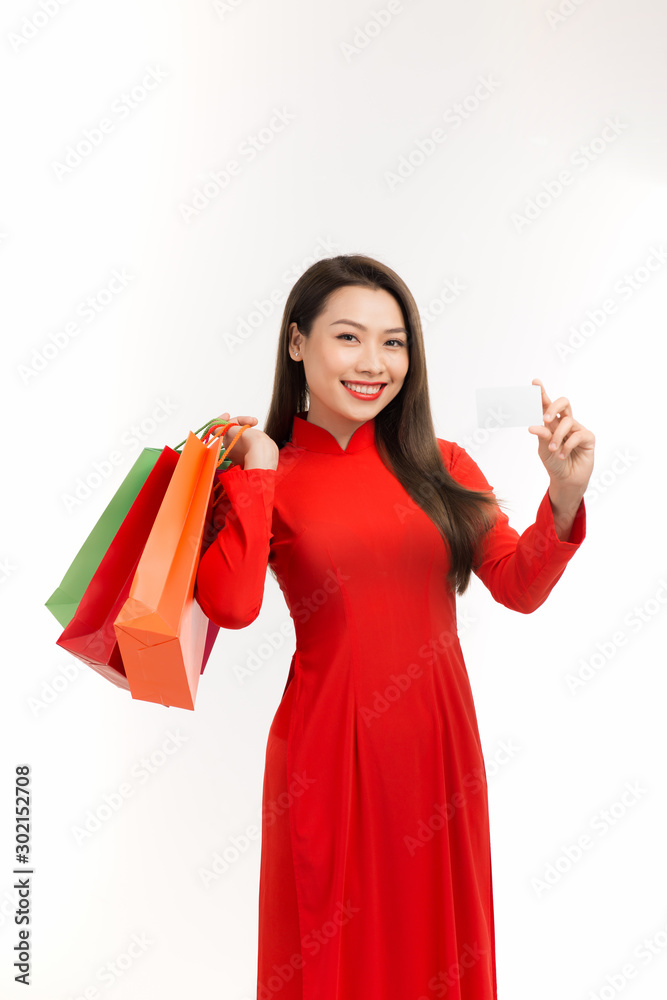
top-left (121, 417), bottom-right (246, 686)
top-left (113, 430), bottom-right (225, 710)
top-left (55, 446), bottom-right (181, 689)
top-left (45, 448), bottom-right (165, 628)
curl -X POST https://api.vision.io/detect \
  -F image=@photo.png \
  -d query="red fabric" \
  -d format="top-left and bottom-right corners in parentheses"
top-left (195, 412), bottom-right (586, 1000)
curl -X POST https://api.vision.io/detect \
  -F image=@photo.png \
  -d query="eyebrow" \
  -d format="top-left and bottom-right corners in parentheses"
top-left (329, 319), bottom-right (408, 335)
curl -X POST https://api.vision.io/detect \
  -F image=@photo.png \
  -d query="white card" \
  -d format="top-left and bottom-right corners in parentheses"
top-left (475, 385), bottom-right (544, 428)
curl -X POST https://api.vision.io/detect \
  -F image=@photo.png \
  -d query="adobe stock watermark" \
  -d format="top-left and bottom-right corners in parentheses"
top-left (404, 739), bottom-right (520, 857)
top-left (60, 396), bottom-right (178, 513)
top-left (51, 67), bottom-right (168, 179)
top-left (416, 940), bottom-right (489, 1000)
top-left (511, 116), bottom-right (628, 233)
top-left (582, 446), bottom-right (637, 505)
top-left (0, 557), bottom-right (16, 585)
top-left (223, 235), bottom-right (340, 353)
top-left (393, 403), bottom-right (513, 529)
top-left (233, 616), bottom-right (296, 684)
top-left (459, 401), bottom-right (516, 457)
top-left (564, 576), bottom-right (667, 695)
top-left (586, 913), bottom-right (667, 1000)
top-left (8, 0), bottom-right (73, 53)
top-left (339, 0), bottom-right (406, 63)
top-left (253, 899), bottom-right (360, 1000)
top-left (0, 882), bottom-right (22, 930)
top-left (290, 568), bottom-right (352, 625)
top-left (17, 268), bottom-right (134, 385)
top-left (531, 780), bottom-right (648, 896)
top-left (27, 656), bottom-right (86, 717)
top-left (419, 276), bottom-right (468, 330)
top-left (555, 245), bottom-right (667, 360)
top-left (63, 932), bottom-right (153, 999)
top-left (358, 612), bottom-right (476, 728)
top-left (70, 730), bottom-right (189, 845)
top-left (545, 0), bottom-right (590, 30)
top-left (179, 107), bottom-right (296, 223)
top-left (198, 771), bottom-right (317, 888)
top-left (198, 817), bottom-right (260, 889)
top-left (384, 75), bottom-right (501, 191)
top-left (212, 0), bottom-right (248, 18)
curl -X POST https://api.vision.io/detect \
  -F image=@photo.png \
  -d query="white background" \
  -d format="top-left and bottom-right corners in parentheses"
top-left (1, 0), bottom-right (666, 997)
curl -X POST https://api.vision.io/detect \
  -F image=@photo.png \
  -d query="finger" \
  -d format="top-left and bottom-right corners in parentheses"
top-left (543, 397), bottom-right (572, 422)
top-left (548, 415), bottom-right (577, 450)
top-left (207, 414), bottom-right (232, 434)
top-left (527, 424), bottom-right (552, 439)
top-left (233, 415), bottom-right (258, 426)
top-left (530, 417), bottom-right (576, 450)
top-left (528, 423), bottom-right (571, 450)
top-left (531, 378), bottom-right (552, 414)
top-left (556, 429), bottom-right (586, 458)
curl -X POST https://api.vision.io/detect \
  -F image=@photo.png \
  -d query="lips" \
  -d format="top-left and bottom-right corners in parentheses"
top-left (341, 381), bottom-right (387, 400)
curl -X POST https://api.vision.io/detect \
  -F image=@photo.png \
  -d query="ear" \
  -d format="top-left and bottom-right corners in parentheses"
top-left (288, 321), bottom-right (302, 354)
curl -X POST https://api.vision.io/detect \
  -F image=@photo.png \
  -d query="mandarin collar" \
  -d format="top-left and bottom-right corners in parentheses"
top-left (290, 411), bottom-right (376, 455)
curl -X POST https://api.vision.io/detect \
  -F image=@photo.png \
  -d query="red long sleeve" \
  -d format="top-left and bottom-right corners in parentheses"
top-left (194, 463), bottom-right (277, 629)
top-left (195, 440), bottom-right (587, 630)
top-left (448, 441), bottom-right (586, 613)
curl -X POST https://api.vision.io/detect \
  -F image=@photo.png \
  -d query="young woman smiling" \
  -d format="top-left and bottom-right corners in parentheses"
top-left (195, 254), bottom-right (593, 1000)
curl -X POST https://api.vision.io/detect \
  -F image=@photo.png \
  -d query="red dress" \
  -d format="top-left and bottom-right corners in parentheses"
top-left (195, 411), bottom-right (586, 1000)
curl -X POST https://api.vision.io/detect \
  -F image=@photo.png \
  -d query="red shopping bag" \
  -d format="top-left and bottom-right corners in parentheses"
top-left (55, 447), bottom-right (180, 689)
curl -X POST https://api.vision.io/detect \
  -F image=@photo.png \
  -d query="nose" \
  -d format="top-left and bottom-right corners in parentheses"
top-left (355, 344), bottom-right (385, 376)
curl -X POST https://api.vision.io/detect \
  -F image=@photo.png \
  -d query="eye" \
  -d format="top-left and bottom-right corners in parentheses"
top-left (336, 333), bottom-right (406, 347)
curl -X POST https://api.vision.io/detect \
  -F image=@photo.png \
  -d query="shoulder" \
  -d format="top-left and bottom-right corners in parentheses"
top-left (436, 437), bottom-right (490, 489)
top-left (436, 437), bottom-right (456, 468)
top-left (435, 436), bottom-right (468, 473)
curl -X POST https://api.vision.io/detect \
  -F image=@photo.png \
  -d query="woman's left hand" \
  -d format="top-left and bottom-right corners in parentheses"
top-left (528, 378), bottom-right (595, 496)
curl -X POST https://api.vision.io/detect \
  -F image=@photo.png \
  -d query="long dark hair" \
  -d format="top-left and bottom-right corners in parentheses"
top-left (264, 253), bottom-right (505, 596)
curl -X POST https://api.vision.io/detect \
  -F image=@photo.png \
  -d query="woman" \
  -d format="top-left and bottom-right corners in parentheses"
top-left (195, 254), bottom-right (594, 1000)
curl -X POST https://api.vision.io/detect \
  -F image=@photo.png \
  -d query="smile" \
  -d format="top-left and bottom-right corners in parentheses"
top-left (341, 381), bottom-right (387, 400)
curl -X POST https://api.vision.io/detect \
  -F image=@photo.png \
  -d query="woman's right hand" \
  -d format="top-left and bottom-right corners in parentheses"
top-left (210, 413), bottom-right (279, 471)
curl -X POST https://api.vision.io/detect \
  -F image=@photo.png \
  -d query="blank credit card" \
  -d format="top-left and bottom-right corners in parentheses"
top-left (475, 385), bottom-right (544, 428)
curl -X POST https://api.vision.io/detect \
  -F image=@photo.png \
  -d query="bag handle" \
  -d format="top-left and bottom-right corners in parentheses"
top-left (202, 421), bottom-right (253, 505)
top-left (173, 416), bottom-right (253, 505)
top-left (173, 417), bottom-right (233, 453)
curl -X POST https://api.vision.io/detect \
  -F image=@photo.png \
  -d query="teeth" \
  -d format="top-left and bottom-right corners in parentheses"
top-left (342, 381), bottom-right (384, 395)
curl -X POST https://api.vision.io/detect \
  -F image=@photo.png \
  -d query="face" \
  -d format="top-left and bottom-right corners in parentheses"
top-left (288, 285), bottom-right (410, 442)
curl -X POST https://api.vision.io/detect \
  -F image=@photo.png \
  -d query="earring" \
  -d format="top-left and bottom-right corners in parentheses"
top-left (293, 350), bottom-right (299, 357)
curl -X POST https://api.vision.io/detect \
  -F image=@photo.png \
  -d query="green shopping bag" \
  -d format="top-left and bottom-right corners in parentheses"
top-left (45, 449), bottom-right (164, 628)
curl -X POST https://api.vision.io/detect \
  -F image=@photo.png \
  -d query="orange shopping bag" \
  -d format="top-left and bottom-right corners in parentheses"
top-left (113, 427), bottom-right (230, 710)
